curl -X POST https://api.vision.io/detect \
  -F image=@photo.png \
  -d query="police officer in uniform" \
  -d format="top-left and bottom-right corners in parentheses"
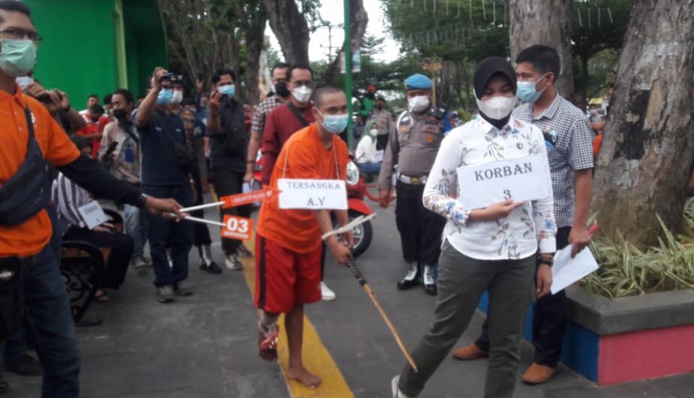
top-left (368, 95), bottom-right (392, 151)
top-left (377, 74), bottom-right (446, 296)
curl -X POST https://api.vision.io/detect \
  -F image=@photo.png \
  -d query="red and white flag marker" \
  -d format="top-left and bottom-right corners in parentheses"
top-left (177, 188), bottom-right (277, 241)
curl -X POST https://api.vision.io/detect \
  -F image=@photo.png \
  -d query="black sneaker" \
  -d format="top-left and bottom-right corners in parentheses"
top-left (200, 261), bottom-right (222, 274)
top-left (4, 354), bottom-right (42, 376)
top-left (0, 379), bottom-right (8, 395)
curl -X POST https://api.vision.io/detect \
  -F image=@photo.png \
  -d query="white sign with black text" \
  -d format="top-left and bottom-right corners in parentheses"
top-left (77, 201), bottom-right (108, 230)
top-left (456, 155), bottom-right (551, 210)
top-left (277, 179), bottom-right (348, 210)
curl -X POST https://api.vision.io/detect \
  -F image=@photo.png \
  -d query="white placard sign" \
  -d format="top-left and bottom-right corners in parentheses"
top-left (456, 155), bottom-right (551, 210)
top-left (77, 201), bottom-right (108, 230)
top-left (277, 179), bottom-right (348, 210)
top-left (374, 150), bottom-right (384, 163)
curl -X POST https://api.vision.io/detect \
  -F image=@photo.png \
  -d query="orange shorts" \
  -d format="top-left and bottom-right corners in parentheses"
top-left (255, 236), bottom-right (322, 314)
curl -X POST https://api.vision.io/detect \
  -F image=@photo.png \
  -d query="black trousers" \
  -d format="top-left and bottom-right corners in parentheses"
top-left (475, 226), bottom-right (572, 368)
top-left (210, 168), bottom-right (252, 254)
top-left (376, 135), bottom-right (389, 151)
top-left (395, 182), bottom-right (446, 265)
top-left (191, 166), bottom-right (212, 247)
top-left (63, 226), bottom-right (134, 290)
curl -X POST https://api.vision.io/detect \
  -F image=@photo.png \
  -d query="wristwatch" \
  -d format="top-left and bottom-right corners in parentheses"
top-left (538, 255), bottom-right (554, 267)
top-left (136, 193), bottom-right (150, 209)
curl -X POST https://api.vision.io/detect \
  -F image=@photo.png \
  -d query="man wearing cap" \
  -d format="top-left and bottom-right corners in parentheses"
top-left (377, 74), bottom-right (447, 296)
top-left (368, 95), bottom-right (392, 151)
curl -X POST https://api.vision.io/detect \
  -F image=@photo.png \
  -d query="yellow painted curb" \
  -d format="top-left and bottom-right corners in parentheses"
top-left (240, 233), bottom-right (354, 398)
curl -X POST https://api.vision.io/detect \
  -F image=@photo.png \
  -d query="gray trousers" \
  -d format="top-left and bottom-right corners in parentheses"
top-left (399, 241), bottom-right (535, 398)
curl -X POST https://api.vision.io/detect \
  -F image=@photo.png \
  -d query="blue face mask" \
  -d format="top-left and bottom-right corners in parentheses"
top-left (516, 73), bottom-right (549, 104)
top-left (156, 89), bottom-right (173, 105)
top-left (218, 84), bottom-right (235, 98)
top-left (319, 111), bottom-right (349, 134)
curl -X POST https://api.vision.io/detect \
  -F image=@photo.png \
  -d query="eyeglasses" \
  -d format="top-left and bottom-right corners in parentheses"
top-left (292, 80), bottom-right (313, 88)
top-left (0, 28), bottom-right (42, 43)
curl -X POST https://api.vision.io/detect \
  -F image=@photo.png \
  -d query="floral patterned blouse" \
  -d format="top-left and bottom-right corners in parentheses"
top-left (423, 116), bottom-right (557, 260)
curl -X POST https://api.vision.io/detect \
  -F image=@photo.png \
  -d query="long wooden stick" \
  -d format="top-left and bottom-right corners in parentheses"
top-left (346, 260), bottom-right (418, 372)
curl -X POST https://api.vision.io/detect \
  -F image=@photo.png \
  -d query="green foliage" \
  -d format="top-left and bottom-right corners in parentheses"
top-left (572, 0), bottom-right (633, 102)
top-left (572, 0), bottom-right (632, 59)
top-left (584, 212), bottom-right (694, 298)
top-left (380, 0), bottom-right (509, 61)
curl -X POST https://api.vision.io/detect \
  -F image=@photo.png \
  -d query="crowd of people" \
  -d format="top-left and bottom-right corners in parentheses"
top-left (0, 1), bottom-right (608, 397)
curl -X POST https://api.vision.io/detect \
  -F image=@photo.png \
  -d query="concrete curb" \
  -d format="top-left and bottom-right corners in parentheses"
top-left (566, 285), bottom-right (694, 335)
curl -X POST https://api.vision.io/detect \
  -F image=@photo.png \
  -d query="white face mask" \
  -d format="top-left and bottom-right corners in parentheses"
top-left (408, 95), bottom-right (430, 113)
top-left (16, 75), bottom-right (33, 89)
top-left (170, 90), bottom-right (183, 105)
top-left (292, 85), bottom-right (312, 103)
top-left (476, 95), bottom-right (517, 120)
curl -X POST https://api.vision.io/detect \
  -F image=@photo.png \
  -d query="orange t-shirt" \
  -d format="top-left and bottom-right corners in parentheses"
top-left (0, 87), bottom-right (80, 257)
top-left (593, 133), bottom-right (603, 157)
top-left (257, 124), bottom-right (349, 253)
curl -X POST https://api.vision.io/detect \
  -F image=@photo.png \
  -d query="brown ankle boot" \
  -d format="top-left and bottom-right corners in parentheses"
top-left (522, 363), bottom-right (557, 384)
top-left (451, 344), bottom-right (488, 360)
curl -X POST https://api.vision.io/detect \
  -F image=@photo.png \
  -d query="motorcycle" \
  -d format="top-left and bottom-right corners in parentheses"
top-left (341, 159), bottom-right (377, 257)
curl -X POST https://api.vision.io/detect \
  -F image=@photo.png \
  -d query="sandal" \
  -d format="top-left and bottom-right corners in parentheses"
top-left (258, 328), bottom-right (279, 362)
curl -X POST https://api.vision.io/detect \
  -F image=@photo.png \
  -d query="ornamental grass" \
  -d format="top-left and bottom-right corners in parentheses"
top-left (583, 200), bottom-right (694, 298)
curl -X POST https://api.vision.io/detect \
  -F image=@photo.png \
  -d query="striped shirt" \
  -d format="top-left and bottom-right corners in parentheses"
top-left (513, 94), bottom-right (594, 228)
top-left (52, 172), bottom-right (91, 230)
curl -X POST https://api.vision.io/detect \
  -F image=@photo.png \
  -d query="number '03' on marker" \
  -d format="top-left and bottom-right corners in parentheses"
top-left (221, 215), bottom-right (253, 241)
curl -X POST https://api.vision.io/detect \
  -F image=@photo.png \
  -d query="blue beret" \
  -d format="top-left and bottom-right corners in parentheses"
top-left (404, 74), bottom-right (432, 91)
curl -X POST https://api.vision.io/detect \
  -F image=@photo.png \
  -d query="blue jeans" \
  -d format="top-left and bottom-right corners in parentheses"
top-left (358, 162), bottom-right (381, 176)
top-left (124, 204), bottom-right (149, 257)
top-left (0, 245), bottom-right (81, 396)
top-left (4, 329), bottom-right (28, 365)
top-left (142, 185), bottom-right (193, 287)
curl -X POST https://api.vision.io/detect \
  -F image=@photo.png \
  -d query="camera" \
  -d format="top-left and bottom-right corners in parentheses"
top-left (158, 72), bottom-right (175, 82)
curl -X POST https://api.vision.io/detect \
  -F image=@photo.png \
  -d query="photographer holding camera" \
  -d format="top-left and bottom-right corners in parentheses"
top-left (135, 67), bottom-right (195, 303)
top-left (207, 68), bottom-right (252, 270)
top-left (22, 80), bottom-right (86, 133)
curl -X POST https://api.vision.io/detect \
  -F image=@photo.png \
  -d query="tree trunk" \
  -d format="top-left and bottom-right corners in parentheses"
top-left (239, 0), bottom-right (268, 105)
top-left (263, 0), bottom-right (311, 65)
top-left (581, 54), bottom-right (589, 108)
top-left (592, 1), bottom-right (694, 248)
top-left (509, 0), bottom-right (575, 99)
top-left (322, 0), bottom-right (368, 85)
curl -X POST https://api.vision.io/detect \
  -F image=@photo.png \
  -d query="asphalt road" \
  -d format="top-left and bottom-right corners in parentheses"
top-left (5, 200), bottom-right (693, 397)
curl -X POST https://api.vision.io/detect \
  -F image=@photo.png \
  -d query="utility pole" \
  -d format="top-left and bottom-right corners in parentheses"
top-left (344, 0), bottom-right (354, 150)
